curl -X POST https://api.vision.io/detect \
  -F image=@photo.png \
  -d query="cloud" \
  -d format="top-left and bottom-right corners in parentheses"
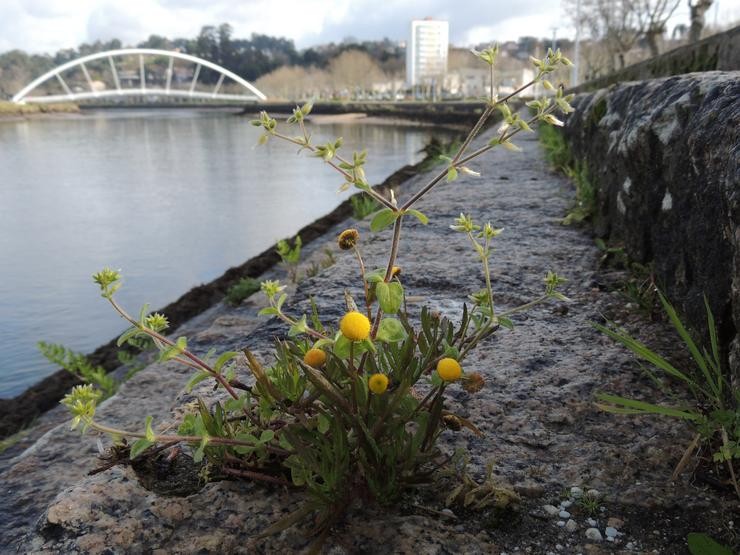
top-left (1, 0), bottom-right (737, 55)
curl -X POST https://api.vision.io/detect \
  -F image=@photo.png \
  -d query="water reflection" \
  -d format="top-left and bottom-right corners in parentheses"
top-left (0, 109), bottom-right (440, 396)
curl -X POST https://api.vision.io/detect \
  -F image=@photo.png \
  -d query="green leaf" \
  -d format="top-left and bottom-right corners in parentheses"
top-left (365, 269), bottom-right (386, 283)
top-left (129, 438), bottom-right (154, 459)
top-left (117, 326), bottom-right (143, 347)
top-left (259, 429), bottom-right (275, 443)
top-left (687, 533), bottom-right (732, 555)
top-left (446, 167), bottom-right (458, 182)
top-left (288, 315), bottom-right (309, 337)
top-left (370, 208), bottom-right (398, 232)
top-left (497, 317), bottom-right (514, 330)
top-left (186, 371), bottom-right (211, 393)
top-left (333, 334), bottom-right (352, 358)
top-left (317, 413), bottom-right (330, 434)
top-left (376, 318), bottom-right (407, 343)
top-left (258, 306), bottom-right (278, 316)
top-left (213, 351), bottom-right (239, 374)
top-left (595, 393), bottom-right (702, 420)
top-left (144, 415), bottom-right (156, 442)
top-left (376, 281), bottom-right (404, 314)
top-left (193, 436), bottom-right (209, 463)
top-left (406, 209), bottom-right (429, 225)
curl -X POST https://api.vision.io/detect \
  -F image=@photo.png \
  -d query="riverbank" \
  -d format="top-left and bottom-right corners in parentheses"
top-left (0, 101), bottom-right (79, 119)
top-left (2, 117), bottom-right (735, 553)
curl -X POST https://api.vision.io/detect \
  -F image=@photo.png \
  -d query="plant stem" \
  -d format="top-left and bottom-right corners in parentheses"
top-left (353, 246), bottom-right (372, 320)
top-left (272, 131), bottom-right (395, 211)
top-left (497, 295), bottom-right (550, 318)
top-left (88, 420), bottom-right (289, 455)
top-left (107, 297), bottom-right (240, 400)
top-left (221, 466), bottom-right (294, 487)
top-left (371, 216), bottom-right (404, 338)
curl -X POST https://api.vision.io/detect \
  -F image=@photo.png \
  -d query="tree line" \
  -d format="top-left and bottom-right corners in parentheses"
top-left (0, 24), bottom-right (404, 99)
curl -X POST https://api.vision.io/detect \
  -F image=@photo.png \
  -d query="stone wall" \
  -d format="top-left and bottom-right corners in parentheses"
top-left (572, 25), bottom-right (739, 92)
top-left (563, 71), bottom-right (740, 381)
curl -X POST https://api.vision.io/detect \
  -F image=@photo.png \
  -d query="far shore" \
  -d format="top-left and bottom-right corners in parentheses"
top-left (0, 101), bottom-right (79, 120)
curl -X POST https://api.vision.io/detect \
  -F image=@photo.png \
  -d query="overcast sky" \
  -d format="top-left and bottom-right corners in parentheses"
top-left (1, 0), bottom-right (737, 54)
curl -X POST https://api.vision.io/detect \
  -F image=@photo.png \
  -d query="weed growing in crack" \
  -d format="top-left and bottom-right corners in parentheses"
top-left (225, 277), bottom-right (261, 306)
top-left (596, 291), bottom-right (740, 499)
top-left (62, 46), bottom-right (575, 542)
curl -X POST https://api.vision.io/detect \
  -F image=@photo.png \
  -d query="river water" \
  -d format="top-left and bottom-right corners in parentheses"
top-left (0, 109), bottom-right (441, 397)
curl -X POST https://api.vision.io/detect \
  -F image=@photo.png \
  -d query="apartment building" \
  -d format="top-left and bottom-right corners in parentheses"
top-left (406, 18), bottom-right (449, 88)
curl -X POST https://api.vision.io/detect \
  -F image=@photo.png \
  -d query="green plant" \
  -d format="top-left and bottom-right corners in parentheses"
top-left (538, 123), bottom-right (572, 172)
top-left (687, 533), bottom-right (732, 555)
top-left (305, 248), bottom-right (336, 279)
top-left (596, 291), bottom-right (740, 498)
top-left (418, 136), bottom-right (463, 172)
top-left (577, 490), bottom-right (600, 516)
top-left (62, 45), bottom-right (575, 542)
top-left (225, 276), bottom-right (261, 306)
top-left (561, 161), bottom-right (595, 225)
top-left (350, 193), bottom-right (380, 220)
top-left (39, 342), bottom-right (118, 399)
top-left (594, 238), bottom-right (659, 315)
top-left (538, 125), bottom-right (595, 225)
top-left (276, 235), bottom-right (302, 282)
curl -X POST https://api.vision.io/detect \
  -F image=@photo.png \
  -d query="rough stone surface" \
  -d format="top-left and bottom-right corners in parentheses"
top-left (1, 124), bottom-right (736, 553)
top-left (564, 71), bottom-right (740, 383)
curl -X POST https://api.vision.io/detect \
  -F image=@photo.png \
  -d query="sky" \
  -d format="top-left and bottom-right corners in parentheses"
top-left (1, 0), bottom-right (738, 55)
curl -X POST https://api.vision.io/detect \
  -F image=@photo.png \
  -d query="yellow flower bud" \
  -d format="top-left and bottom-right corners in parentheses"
top-left (436, 357), bottom-right (462, 382)
top-left (339, 311), bottom-right (371, 341)
top-left (303, 348), bottom-right (327, 368)
top-left (368, 373), bottom-right (389, 395)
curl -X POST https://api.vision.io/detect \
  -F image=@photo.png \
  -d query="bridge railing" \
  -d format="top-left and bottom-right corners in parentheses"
top-left (12, 48), bottom-right (267, 104)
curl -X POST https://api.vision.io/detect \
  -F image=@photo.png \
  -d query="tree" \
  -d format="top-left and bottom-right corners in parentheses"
top-left (327, 49), bottom-right (384, 98)
top-left (688, 0), bottom-right (713, 42)
top-left (632, 0), bottom-right (681, 56)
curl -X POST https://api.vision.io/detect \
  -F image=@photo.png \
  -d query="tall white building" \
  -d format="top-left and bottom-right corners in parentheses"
top-left (406, 18), bottom-right (449, 88)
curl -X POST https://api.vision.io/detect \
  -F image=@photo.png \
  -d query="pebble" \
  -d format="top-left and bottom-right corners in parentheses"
top-left (543, 504), bottom-right (560, 516)
top-left (441, 508), bottom-right (455, 518)
top-left (605, 527), bottom-right (619, 538)
top-left (585, 528), bottom-right (603, 542)
top-left (559, 510), bottom-right (571, 519)
top-left (560, 500), bottom-right (573, 508)
top-left (626, 542), bottom-right (635, 550)
top-left (607, 517), bottom-right (624, 528)
top-left (587, 518), bottom-right (598, 527)
top-left (557, 520), bottom-right (565, 527)
top-left (555, 545), bottom-right (563, 551)
top-left (570, 486), bottom-right (583, 498)
top-left (587, 489), bottom-right (601, 499)
top-left (606, 536), bottom-right (615, 542)
top-left (565, 519), bottom-right (578, 532)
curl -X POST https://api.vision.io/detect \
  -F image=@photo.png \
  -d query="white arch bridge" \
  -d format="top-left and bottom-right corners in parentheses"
top-left (12, 48), bottom-right (267, 104)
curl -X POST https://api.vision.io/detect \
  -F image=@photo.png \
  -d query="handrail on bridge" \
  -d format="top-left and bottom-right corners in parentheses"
top-left (12, 48), bottom-right (267, 104)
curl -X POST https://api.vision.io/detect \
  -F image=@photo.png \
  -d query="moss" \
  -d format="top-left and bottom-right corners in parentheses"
top-left (590, 97), bottom-right (607, 127)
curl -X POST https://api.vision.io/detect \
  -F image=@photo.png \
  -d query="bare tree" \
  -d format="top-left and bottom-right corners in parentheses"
top-left (566, 0), bottom-right (643, 70)
top-left (327, 50), bottom-right (384, 99)
top-left (688, 0), bottom-right (714, 42)
top-left (631, 0), bottom-right (681, 56)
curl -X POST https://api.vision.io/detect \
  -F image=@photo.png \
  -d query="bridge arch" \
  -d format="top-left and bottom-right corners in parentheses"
top-left (12, 48), bottom-right (267, 104)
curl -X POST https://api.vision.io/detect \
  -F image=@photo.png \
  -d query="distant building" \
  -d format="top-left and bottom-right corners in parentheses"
top-left (406, 18), bottom-right (449, 89)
